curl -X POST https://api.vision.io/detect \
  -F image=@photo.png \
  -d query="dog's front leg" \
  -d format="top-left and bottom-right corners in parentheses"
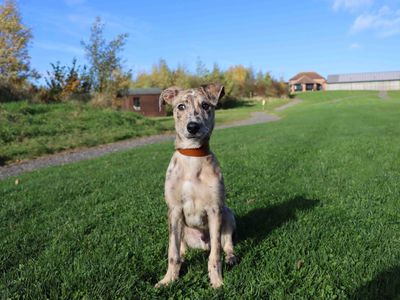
top-left (155, 207), bottom-right (183, 288)
top-left (207, 206), bottom-right (223, 288)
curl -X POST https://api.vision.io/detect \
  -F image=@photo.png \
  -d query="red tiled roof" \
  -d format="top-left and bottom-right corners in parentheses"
top-left (289, 72), bottom-right (325, 81)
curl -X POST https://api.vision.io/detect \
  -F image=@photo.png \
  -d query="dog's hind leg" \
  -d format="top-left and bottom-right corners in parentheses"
top-left (180, 238), bottom-right (187, 261)
top-left (221, 207), bottom-right (239, 266)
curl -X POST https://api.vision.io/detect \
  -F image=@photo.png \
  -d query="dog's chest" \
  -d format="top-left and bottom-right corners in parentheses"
top-left (181, 180), bottom-right (209, 229)
top-left (165, 154), bottom-right (223, 229)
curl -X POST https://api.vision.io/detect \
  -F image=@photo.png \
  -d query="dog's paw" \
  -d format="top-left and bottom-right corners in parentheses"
top-left (225, 255), bottom-right (239, 266)
top-left (155, 277), bottom-right (174, 288)
top-left (211, 278), bottom-right (224, 289)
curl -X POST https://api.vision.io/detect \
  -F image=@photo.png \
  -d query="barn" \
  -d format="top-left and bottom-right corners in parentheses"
top-left (120, 88), bottom-right (166, 116)
top-left (288, 72), bottom-right (327, 92)
top-left (327, 71), bottom-right (400, 91)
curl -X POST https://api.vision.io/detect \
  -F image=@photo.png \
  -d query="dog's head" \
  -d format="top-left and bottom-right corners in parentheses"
top-left (160, 84), bottom-right (225, 148)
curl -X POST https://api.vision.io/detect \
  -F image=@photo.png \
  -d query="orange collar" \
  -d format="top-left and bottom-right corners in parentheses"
top-left (177, 143), bottom-right (210, 157)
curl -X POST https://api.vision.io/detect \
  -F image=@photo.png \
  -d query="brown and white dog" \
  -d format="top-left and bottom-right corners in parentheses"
top-left (156, 84), bottom-right (238, 288)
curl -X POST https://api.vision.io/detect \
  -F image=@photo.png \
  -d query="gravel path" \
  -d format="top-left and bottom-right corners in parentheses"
top-left (0, 99), bottom-right (301, 180)
top-left (216, 111), bottom-right (280, 129)
top-left (275, 98), bottom-right (303, 111)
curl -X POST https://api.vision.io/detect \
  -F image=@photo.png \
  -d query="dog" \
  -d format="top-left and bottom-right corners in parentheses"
top-left (155, 84), bottom-right (238, 289)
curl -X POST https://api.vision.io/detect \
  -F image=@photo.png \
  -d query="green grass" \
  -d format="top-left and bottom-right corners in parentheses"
top-left (1, 91), bottom-right (400, 298)
top-left (151, 97), bottom-right (291, 130)
top-left (0, 101), bottom-right (168, 165)
top-left (0, 98), bottom-right (289, 165)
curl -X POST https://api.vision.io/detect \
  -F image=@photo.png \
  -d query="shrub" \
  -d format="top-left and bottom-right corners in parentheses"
top-left (90, 92), bottom-right (114, 108)
top-left (0, 82), bottom-right (31, 102)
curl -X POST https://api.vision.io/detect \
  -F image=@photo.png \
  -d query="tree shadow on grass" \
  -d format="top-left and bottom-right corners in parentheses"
top-left (350, 266), bottom-right (400, 300)
top-left (236, 196), bottom-right (320, 246)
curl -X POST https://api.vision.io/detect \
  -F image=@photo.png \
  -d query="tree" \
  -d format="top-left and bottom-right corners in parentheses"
top-left (224, 65), bottom-right (251, 97)
top-left (81, 17), bottom-right (130, 93)
top-left (254, 70), bottom-right (266, 96)
top-left (173, 64), bottom-right (191, 88)
top-left (264, 72), bottom-right (273, 96)
top-left (43, 58), bottom-right (92, 102)
top-left (0, 0), bottom-right (37, 85)
top-left (208, 63), bottom-right (224, 84)
top-left (195, 57), bottom-right (209, 84)
top-left (150, 59), bottom-right (173, 88)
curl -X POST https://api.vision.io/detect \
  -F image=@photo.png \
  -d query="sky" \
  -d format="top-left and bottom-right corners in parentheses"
top-left (17, 0), bottom-right (400, 83)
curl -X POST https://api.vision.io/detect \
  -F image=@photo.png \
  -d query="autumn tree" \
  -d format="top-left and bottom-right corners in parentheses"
top-left (195, 57), bottom-right (209, 85)
top-left (0, 0), bottom-right (37, 100)
top-left (224, 65), bottom-right (251, 97)
top-left (173, 64), bottom-right (191, 88)
top-left (81, 17), bottom-right (130, 94)
top-left (208, 63), bottom-right (225, 85)
top-left (264, 72), bottom-right (273, 96)
top-left (254, 70), bottom-right (266, 96)
top-left (150, 59), bottom-right (173, 88)
top-left (42, 58), bottom-right (92, 102)
top-left (134, 71), bottom-right (153, 88)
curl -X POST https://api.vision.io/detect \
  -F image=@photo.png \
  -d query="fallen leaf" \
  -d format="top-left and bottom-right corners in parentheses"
top-left (296, 260), bottom-right (305, 270)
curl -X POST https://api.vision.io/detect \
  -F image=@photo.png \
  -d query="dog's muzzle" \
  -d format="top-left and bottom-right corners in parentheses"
top-left (187, 122), bottom-right (200, 134)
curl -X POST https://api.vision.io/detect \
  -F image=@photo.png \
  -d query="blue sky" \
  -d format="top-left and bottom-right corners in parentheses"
top-left (18, 0), bottom-right (400, 83)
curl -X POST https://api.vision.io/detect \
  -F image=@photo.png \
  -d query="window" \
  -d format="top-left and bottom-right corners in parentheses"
top-left (133, 97), bottom-right (140, 111)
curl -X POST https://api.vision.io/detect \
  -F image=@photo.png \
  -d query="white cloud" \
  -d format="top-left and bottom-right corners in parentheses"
top-left (349, 42), bottom-right (361, 49)
top-left (333, 0), bottom-right (373, 11)
top-left (351, 6), bottom-right (400, 37)
top-left (36, 42), bottom-right (84, 55)
top-left (67, 14), bottom-right (93, 27)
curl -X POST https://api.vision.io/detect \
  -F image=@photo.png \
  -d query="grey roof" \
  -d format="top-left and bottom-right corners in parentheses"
top-left (327, 71), bottom-right (400, 84)
top-left (120, 88), bottom-right (162, 96)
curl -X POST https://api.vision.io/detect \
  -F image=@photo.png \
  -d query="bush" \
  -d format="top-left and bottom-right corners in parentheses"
top-left (33, 87), bottom-right (60, 103)
top-left (218, 95), bottom-right (244, 109)
top-left (0, 83), bottom-right (29, 102)
top-left (90, 92), bottom-right (114, 108)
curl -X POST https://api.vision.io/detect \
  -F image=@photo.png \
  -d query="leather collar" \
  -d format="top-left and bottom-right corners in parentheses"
top-left (177, 143), bottom-right (210, 157)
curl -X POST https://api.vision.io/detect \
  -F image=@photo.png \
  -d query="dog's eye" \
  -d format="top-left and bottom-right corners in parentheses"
top-left (201, 102), bottom-right (210, 110)
top-left (177, 104), bottom-right (186, 111)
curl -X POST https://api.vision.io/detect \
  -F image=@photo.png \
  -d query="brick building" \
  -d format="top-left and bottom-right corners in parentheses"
top-left (121, 88), bottom-right (166, 116)
top-left (289, 72), bottom-right (327, 92)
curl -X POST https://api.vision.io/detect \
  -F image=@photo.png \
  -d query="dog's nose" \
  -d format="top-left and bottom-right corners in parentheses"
top-left (187, 122), bottom-right (200, 134)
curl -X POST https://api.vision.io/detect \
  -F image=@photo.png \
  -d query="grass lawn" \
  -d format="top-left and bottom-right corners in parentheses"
top-left (151, 97), bottom-right (290, 131)
top-left (0, 101), bottom-right (168, 165)
top-left (0, 97), bottom-right (289, 165)
top-left (1, 91), bottom-right (400, 298)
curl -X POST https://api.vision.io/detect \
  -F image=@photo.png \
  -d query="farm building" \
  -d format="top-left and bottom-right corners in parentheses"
top-left (289, 72), bottom-right (326, 92)
top-left (120, 88), bottom-right (166, 116)
top-left (327, 71), bottom-right (400, 91)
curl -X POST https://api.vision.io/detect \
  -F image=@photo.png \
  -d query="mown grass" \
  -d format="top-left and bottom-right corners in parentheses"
top-left (1, 91), bottom-right (400, 298)
top-left (0, 101), bottom-right (168, 165)
top-left (151, 97), bottom-right (290, 130)
top-left (0, 97), bottom-right (290, 165)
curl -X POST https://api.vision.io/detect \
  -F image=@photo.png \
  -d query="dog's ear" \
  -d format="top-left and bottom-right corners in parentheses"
top-left (200, 84), bottom-right (225, 106)
top-left (159, 87), bottom-right (181, 111)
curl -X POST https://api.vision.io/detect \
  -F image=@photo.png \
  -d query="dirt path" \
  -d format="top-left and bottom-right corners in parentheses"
top-left (216, 111), bottom-right (280, 129)
top-left (0, 99), bottom-right (301, 180)
top-left (275, 98), bottom-right (303, 111)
